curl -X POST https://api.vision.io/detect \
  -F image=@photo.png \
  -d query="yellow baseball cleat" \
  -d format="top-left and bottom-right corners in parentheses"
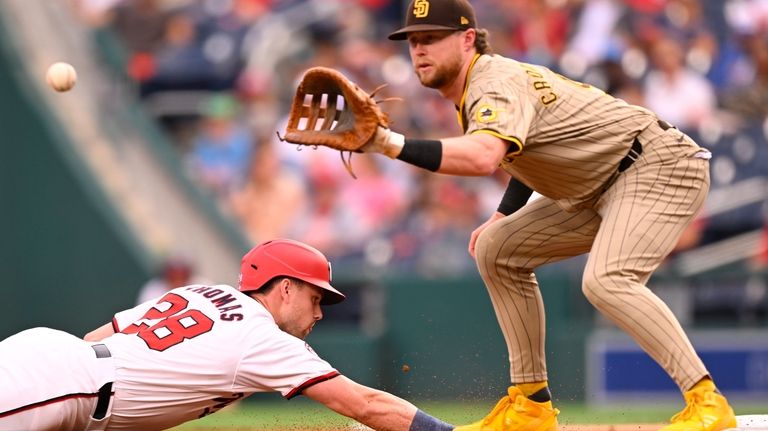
top-left (454, 386), bottom-right (559, 431)
top-left (660, 382), bottom-right (736, 431)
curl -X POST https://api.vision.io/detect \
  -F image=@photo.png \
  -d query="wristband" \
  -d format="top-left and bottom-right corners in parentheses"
top-left (396, 138), bottom-right (443, 171)
top-left (409, 409), bottom-right (454, 431)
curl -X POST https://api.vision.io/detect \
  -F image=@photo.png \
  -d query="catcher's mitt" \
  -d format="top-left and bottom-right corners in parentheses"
top-left (279, 67), bottom-right (394, 177)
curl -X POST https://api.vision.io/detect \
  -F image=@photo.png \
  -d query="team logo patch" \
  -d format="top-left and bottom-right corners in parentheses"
top-left (413, 0), bottom-right (429, 18)
top-left (476, 104), bottom-right (501, 123)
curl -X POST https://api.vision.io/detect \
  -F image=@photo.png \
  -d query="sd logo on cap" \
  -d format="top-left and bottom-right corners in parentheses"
top-left (388, 0), bottom-right (477, 40)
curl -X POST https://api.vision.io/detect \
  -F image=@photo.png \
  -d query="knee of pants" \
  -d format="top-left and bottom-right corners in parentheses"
top-left (475, 224), bottom-right (493, 257)
top-left (582, 270), bottom-right (616, 309)
top-left (582, 269), bottom-right (638, 309)
top-left (475, 221), bottom-right (505, 264)
top-left (475, 222), bottom-right (527, 277)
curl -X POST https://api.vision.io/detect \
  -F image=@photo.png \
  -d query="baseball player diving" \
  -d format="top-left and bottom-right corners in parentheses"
top-left (0, 239), bottom-right (454, 431)
top-left (283, 0), bottom-right (738, 430)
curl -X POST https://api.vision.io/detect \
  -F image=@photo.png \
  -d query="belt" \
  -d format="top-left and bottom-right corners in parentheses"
top-left (91, 344), bottom-right (113, 420)
top-left (618, 119), bottom-right (674, 172)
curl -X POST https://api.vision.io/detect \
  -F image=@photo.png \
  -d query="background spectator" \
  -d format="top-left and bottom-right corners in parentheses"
top-left (136, 255), bottom-right (197, 305)
top-left (720, 33), bottom-right (768, 120)
top-left (643, 35), bottom-right (717, 131)
top-left (227, 139), bottom-right (307, 245)
top-left (187, 92), bottom-right (253, 199)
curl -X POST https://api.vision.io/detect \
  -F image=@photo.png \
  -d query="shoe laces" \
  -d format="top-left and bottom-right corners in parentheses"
top-left (671, 390), bottom-right (717, 422)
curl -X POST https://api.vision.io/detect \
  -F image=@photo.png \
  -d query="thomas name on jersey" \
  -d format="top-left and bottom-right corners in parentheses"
top-left (184, 285), bottom-right (244, 321)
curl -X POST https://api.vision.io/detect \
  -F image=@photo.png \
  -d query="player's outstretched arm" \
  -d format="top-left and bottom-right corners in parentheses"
top-left (303, 375), bottom-right (453, 431)
top-left (434, 133), bottom-right (508, 176)
top-left (365, 129), bottom-right (509, 177)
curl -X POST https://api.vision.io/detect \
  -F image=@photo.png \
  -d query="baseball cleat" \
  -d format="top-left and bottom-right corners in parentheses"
top-left (454, 386), bottom-right (559, 431)
top-left (660, 382), bottom-right (736, 431)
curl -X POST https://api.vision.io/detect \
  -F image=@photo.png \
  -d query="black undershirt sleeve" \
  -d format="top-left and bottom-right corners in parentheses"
top-left (497, 176), bottom-right (533, 216)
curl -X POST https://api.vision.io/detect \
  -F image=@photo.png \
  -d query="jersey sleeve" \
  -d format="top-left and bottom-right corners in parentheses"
top-left (464, 79), bottom-right (535, 157)
top-left (112, 297), bottom-right (164, 332)
top-left (235, 326), bottom-right (339, 398)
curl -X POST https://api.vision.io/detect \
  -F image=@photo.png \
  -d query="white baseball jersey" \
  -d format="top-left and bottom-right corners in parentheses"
top-left (0, 284), bottom-right (339, 431)
top-left (0, 328), bottom-right (115, 431)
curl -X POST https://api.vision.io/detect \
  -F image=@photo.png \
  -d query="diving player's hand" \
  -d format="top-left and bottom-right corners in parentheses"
top-left (469, 211), bottom-right (506, 258)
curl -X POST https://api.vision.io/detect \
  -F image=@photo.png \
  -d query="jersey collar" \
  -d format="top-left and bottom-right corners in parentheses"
top-left (456, 53), bottom-right (483, 130)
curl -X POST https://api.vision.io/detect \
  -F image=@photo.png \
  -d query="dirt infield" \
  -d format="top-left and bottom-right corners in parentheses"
top-left (180, 424), bottom-right (663, 431)
top-left (560, 425), bottom-right (661, 431)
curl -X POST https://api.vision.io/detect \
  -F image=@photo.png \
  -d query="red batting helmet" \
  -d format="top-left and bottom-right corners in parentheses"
top-left (238, 239), bottom-right (345, 305)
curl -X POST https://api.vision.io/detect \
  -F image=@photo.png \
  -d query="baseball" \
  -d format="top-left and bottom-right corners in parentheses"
top-left (46, 62), bottom-right (77, 92)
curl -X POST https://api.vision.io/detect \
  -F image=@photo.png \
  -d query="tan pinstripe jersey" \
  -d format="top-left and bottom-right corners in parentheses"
top-left (458, 54), bottom-right (676, 212)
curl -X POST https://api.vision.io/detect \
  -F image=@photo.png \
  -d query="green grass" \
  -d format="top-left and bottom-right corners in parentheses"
top-left (172, 399), bottom-right (768, 429)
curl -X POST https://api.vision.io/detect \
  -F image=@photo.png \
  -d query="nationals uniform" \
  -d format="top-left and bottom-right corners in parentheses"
top-left (0, 284), bottom-right (339, 431)
top-left (463, 54), bottom-right (712, 390)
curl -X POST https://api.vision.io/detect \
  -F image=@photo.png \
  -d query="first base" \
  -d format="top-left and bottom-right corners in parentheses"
top-left (726, 415), bottom-right (768, 431)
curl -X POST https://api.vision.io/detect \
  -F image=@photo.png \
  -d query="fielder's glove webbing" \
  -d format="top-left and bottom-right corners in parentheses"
top-left (278, 67), bottom-right (399, 178)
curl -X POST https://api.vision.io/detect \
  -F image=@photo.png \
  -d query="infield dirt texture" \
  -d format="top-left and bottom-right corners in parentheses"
top-left (171, 401), bottom-right (768, 430)
top-left (177, 425), bottom-right (663, 430)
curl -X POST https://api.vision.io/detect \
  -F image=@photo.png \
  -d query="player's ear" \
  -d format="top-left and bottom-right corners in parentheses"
top-left (278, 278), bottom-right (292, 300)
top-left (463, 29), bottom-right (476, 52)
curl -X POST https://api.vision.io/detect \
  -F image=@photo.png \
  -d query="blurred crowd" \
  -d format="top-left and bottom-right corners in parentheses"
top-left (72, 0), bottom-right (768, 277)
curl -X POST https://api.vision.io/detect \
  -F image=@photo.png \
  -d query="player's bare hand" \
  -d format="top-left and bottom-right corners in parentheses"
top-left (468, 211), bottom-right (506, 258)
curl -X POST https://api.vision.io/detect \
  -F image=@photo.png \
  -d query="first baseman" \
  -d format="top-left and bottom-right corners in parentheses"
top-left (0, 239), bottom-right (453, 431)
top-left (355, 0), bottom-right (737, 429)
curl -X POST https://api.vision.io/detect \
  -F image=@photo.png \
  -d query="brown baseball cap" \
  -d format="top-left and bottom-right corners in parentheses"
top-left (388, 0), bottom-right (477, 41)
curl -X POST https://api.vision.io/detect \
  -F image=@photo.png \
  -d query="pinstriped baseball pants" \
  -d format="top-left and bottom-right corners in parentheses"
top-left (475, 128), bottom-right (711, 392)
